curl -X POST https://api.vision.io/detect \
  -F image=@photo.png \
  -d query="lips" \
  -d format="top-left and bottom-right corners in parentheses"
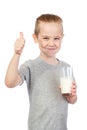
top-left (46, 47), bottom-right (56, 50)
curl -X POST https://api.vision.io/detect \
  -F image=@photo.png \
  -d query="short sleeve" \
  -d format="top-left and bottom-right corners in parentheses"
top-left (18, 61), bottom-right (31, 87)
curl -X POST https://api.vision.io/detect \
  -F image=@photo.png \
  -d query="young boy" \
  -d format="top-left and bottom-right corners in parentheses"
top-left (5, 14), bottom-right (77, 130)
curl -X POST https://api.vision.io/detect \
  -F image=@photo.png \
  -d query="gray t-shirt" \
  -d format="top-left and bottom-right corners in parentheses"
top-left (19, 57), bottom-right (73, 130)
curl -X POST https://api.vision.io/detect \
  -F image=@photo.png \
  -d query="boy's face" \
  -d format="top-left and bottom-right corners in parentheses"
top-left (33, 22), bottom-right (63, 58)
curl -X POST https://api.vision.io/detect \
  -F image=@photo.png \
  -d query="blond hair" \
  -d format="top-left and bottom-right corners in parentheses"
top-left (34, 14), bottom-right (63, 36)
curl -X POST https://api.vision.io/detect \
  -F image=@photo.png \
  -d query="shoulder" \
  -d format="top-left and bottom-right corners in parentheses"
top-left (61, 61), bottom-right (71, 66)
top-left (58, 59), bottom-right (71, 67)
top-left (20, 57), bottom-right (40, 67)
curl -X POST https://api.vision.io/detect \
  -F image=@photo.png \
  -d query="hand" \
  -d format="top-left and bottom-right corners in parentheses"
top-left (14, 32), bottom-right (25, 55)
top-left (70, 82), bottom-right (77, 96)
top-left (60, 82), bottom-right (77, 96)
top-left (63, 82), bottom-right (77, 104)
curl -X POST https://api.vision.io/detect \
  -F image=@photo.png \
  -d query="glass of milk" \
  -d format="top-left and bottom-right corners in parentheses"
top-left (60, 66), bottom-right (73, 94)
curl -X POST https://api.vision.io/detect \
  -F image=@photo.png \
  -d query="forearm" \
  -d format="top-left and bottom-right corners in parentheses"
top-left (5, 53), bottom-right (21, 87)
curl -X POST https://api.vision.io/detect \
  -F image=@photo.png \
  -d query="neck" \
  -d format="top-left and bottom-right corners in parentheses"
top-left (39, 54), bottom-right (58, 65)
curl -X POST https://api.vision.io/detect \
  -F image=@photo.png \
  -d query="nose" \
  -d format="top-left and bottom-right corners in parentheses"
top-left (48, 39), bottom-right (54, 46)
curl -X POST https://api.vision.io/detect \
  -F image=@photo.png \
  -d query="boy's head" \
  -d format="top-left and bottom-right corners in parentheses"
top-left (33, 14), bottom-right (64, 58)
top-left (34, 14), bottom-right (63, 37)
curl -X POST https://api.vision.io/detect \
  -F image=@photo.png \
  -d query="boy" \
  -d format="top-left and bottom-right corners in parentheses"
top-left (5, 14), bottom-right (77, 130)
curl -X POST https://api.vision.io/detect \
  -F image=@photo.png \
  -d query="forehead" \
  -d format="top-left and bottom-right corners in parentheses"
top-left (39, 22), bottom-right (62, 35)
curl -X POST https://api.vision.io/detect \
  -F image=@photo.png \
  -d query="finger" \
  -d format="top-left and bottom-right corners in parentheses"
top-left (72, 82), bottom-right (77, 88)
top-left (72, 82), bottom-right (77, 87)
top-left (71, 87), bottom-right (77, 94)
top-left (58, 86), bottom-right (61, 89)
top-left (72, 81), bottom-right (76, 85)
top-left (20, 32), bottom-right (24, 39)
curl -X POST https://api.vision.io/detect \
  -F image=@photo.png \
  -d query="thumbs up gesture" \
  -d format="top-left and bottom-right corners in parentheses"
top-left (14, 32), bottom-right (25, 55)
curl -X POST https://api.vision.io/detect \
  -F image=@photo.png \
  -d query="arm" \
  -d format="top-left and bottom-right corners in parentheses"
top-left (5, 32), bottom-right (25, 88)
top-left (64, 82), bottom-right (77, 104)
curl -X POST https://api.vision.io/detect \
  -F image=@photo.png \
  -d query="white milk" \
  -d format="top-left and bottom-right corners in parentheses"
top-left (60, 77), bottom-right (72, 94)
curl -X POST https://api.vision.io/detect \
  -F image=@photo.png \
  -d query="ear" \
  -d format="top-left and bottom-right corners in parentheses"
top-left (62, 34), bottom-right (64, 38)
top-left (61, 34), bottom-right (64, 41)
top-left (32, 34), bottom-right (38, 43)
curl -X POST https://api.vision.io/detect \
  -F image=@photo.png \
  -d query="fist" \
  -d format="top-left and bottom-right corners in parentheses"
top-left (14, 32), bottom-right (25, 55)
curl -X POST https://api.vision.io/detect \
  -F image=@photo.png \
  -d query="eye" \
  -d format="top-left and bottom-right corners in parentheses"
top-left (54, 37), bottom-right (61, 40)
top-left (43, 37), bottom-right (49, 40)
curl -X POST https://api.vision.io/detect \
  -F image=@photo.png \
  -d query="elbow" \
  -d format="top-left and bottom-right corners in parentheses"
top-left (5, 81), bottom-right (13, 88)
top-left (5, 78), bottom-right (15, 88)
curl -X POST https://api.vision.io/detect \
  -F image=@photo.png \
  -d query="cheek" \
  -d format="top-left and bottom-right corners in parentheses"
top-left (39, 44), bottom-right (46, 49)
top-left (38, 40), bottom-right (47, 48)
top-left (56, 42), bottom-right (62, 48)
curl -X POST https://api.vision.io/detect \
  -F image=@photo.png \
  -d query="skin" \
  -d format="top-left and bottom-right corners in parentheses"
top-left (5, 22), bottom-right (77, 104)
top-left (33, 22), bottom-right (63, 65)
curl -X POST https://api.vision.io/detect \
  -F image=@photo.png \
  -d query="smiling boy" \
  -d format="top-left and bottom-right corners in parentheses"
top-left (5, 14), bottom-right (77, 130)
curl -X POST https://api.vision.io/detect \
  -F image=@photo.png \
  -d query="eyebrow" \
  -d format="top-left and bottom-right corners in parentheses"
top-left (41, 34), bottom-right (62, 38)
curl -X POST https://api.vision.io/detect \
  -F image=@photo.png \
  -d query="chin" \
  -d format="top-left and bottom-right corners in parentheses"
top-left (46, 54), bottom-right (56, 58)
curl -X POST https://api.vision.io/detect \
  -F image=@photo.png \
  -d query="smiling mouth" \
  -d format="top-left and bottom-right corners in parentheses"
top-left (46, 47), bottom-right (56, 50)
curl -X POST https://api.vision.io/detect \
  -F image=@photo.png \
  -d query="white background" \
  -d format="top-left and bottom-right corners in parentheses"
top-left (0, 0), bottom-right (87, 130)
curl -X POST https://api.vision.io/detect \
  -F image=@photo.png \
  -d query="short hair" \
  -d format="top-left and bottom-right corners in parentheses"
top-left (34, 14), bottom-right (63, 36)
